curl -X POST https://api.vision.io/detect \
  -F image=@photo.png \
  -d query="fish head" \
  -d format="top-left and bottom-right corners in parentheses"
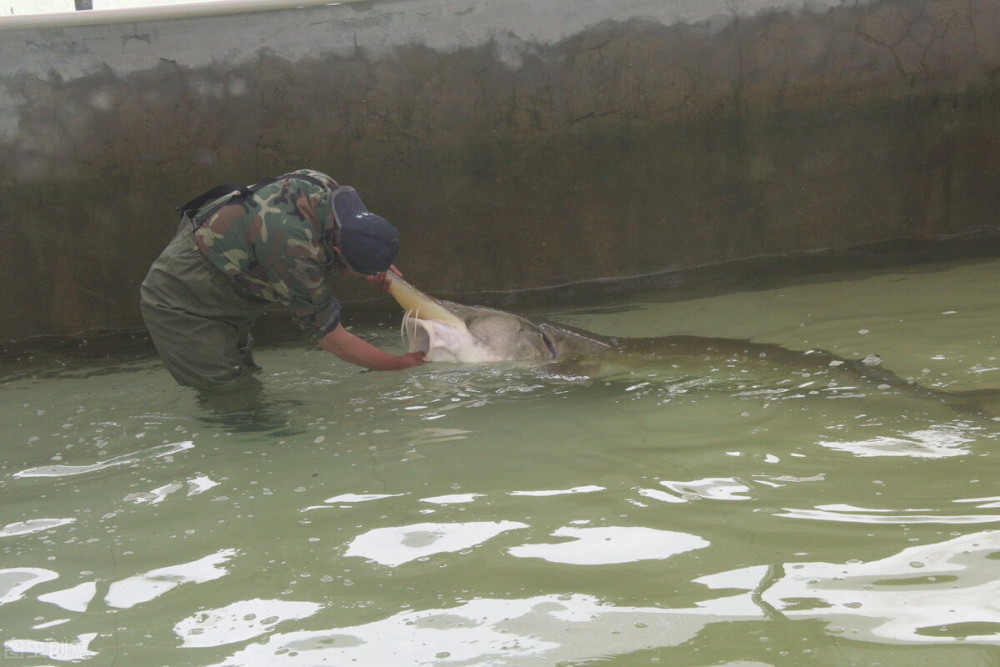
top-left (390, 277), bottom-right (558, 362)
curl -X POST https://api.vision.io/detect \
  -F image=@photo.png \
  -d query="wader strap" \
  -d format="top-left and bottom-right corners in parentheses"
top-left (178, 172), bottom-right (332, 228)
top-left (177, 183), bottom-right (248, 222)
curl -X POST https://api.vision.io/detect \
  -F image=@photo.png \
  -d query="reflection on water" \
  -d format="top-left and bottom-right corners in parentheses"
top-left (38, 581), bottom-right (97, 612)
top-left (0, 568), bottom-right (59, 605)
top-left (775, 504), bottom-right (1000, 525)
top-left (175, 598), bottom-right (325, 648)
top-left (507, 525), bottom-right (709, 565)
top-left (819, 423), bottom-right (980, 458)
top-left (13, 441), bottom-right (194, 478)
top-left (759, 530), bottom-right (1000, 644)
top-left (105, 548), bottom-right (239, 609)
top-left (2, 259), bottom-right (1000, 664)
top-left (208, 592), bottom-right (754, 666)
top-left (1, 518), bottom-right (76, 537)
top-left (346, 520), bottom-right (529, 567)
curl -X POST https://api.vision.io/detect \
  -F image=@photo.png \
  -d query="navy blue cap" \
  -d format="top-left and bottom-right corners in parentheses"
top-left (330, 186), bottom-right (400, 274)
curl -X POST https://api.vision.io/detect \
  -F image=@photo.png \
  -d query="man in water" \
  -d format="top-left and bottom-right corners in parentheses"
top-left (140, 169), bottom-right (425, 402)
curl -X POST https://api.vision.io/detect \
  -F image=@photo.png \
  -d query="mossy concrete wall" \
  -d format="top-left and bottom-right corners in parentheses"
top-left (1, 0), bottom-right (999, 341)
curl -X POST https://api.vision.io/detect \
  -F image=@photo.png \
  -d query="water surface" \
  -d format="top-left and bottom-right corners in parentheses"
top-left (2, 259), bottom-right (1000, 665)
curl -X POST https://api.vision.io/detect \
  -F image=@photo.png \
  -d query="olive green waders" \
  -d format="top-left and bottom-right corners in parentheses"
top-left (140, 219), bottom-right (271, 398)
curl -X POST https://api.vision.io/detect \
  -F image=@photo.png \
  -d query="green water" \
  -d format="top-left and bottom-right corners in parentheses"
top-left (2, 259), bottom-right (1000, 666)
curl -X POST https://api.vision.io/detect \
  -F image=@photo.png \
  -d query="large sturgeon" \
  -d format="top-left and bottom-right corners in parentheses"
top-left (388, 275), bottom-right (999, 414)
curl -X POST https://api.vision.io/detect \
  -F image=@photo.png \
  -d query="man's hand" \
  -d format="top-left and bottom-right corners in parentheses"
top-left (364, 265), bottom-right (402, 292)
top-left (395, 350), bottom-right (426, 368)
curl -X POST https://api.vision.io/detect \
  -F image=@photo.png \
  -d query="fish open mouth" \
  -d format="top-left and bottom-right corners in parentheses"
top-left (391, 276), bottom-right (472, 362)
top-left (400, 310), bottom-right (469, 362)
top-left (401, 310), bottom-right (431, 355)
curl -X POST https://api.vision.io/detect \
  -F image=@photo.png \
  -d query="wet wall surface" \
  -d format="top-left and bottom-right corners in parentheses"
top-left (1, 0), bottom-right (999, 341)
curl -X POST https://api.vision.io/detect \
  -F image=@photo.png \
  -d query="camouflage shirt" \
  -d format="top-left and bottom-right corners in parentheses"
top-left (192, 169), bottom-right (343, 338)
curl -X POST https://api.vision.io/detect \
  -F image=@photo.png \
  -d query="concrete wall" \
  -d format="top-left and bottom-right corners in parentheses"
top-left (1, 0), bottom-right (999, 341)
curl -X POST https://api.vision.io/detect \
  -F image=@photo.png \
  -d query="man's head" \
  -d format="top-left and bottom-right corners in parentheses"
top-left (330, 186), bottom-right (400, 274)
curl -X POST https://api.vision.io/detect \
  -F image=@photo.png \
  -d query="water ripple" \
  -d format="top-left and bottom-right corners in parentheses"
top-left (509, 485), bottom-right (605, 497)
top-left (776, 503), bottom-right (1000, 525)
top-left (0, 568), bottom-right (58, 605)
top-left (660, 477), bottom-right (752, 501)
top-left (12, 441), bottom-right (194, 479)
top-left (762, 530), bottom-right (1000, 644)
top-left (38, 581), bottom-right (97, 613)
top-left (174, 599), bottom-right (325, 648)
top-left (105, 548), bottom-right (239, 609)
top-left (818, 425), bottom-right (978, 458)
top-left (208, 593), bottom-right (755, 666)
top-left (508, 526), bottom-right (709, 565)
top-left (345, 521), bottom-right (528, 568)
top-left (0, 518), bottom-right (75, 537)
